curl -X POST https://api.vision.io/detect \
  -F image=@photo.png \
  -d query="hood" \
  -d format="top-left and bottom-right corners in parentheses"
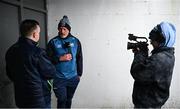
top-left (159, 22), bottom-right (176, 47)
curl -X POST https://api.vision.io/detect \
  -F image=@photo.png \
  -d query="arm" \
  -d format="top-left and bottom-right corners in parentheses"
top-left (130, 51), bottom-right (155, 82)
top-left (47, 41), bottom-right (59, 64)
top-left (76, 39), bottom-right (83, 77)
top-left (38, 50), bottom-right (56, 80)
top-left (6, 64), bottom-right (14, 81)
top-left (5, 49), bottom-right (14, 82)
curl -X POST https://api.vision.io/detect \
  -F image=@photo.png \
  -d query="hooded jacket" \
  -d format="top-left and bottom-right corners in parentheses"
top-left (130, 22), bottom-right (176, 108)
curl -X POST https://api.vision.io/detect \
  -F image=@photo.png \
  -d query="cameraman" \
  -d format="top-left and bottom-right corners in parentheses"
top-left (130, 22), bottom-right (176, 108)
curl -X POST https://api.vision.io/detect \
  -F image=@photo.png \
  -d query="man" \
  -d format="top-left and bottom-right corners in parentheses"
top-left (130, 22), bottom-right (176, 108)
top-left (5, 19), bottom-right (56, 108)
top-left (47, 15), bottom-right (83, 108)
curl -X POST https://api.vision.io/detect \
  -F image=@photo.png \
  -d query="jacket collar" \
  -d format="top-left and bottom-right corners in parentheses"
top-left (18, 36), bottom-right (38, 46)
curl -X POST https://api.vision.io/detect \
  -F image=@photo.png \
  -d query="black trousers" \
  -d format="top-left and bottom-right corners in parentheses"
top-left (53, 76), bottom-right (80, 108)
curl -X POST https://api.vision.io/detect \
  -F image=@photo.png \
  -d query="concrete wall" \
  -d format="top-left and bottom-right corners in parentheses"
top-left (47, 0), bottom-right (180, 108)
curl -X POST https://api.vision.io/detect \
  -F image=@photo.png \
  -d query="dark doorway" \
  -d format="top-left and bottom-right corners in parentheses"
top-left (0, 0), bottom-right (47, 107)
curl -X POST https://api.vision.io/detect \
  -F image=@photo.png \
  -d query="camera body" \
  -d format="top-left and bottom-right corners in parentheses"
top-left (127, 34), bottom-right (148, 50)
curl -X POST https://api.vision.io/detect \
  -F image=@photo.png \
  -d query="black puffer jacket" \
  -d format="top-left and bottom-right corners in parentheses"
top-left (5, 37), bottom-right (56, 108)
top-left (130, 47), bottom-right (175, 108)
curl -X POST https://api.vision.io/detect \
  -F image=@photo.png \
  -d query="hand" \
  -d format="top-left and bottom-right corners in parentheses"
top-left (138, 43), bottom-right (149, 57)
top-left (59, 53), bottom-right (72, 61)
top-left (138, 42), bottom-right (149, 52)
top-left (139, 44), bottom-right (149, 53)
top-left (132, 44), bottom-right (148, 56)
top-left (132, 48), bottom-right (139, 53)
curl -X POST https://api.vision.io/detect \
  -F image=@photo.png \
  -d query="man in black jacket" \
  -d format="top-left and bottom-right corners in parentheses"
top-left (130, 22), bottom-right (176, 108)
top-left (5, 19), bottom-right (56, 108)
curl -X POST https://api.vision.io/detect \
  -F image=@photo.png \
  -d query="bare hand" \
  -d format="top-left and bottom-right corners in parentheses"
top-left (59, 53), bottom-right (72, 61)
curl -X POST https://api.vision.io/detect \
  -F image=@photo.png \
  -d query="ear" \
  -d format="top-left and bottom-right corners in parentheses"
top-left (32, 31), bottom-right (36, 38)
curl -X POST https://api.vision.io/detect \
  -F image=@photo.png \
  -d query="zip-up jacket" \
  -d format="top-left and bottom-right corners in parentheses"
top-left (47, 34), bottom-right (83, 79)
top-left (5, 37), bottom-right (56, 108)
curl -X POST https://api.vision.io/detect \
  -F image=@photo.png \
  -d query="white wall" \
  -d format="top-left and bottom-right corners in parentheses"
top-left (47, 0), bottom-right (180, 108)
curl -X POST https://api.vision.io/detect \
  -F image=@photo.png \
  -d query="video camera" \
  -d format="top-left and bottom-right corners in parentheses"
top-left (127, 34), bottom-right (148, 50)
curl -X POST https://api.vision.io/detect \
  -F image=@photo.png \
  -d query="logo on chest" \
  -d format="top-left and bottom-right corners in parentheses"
top-left (56, 44), bottom-right (62, 48)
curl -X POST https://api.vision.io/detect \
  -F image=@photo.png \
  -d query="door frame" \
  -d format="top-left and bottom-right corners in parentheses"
top-left (0, 0), bottom-right (48, 47)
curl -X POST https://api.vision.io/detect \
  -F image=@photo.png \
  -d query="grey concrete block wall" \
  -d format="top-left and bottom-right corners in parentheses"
top-left (0, 71), bottom-right (16, 107)
top-left (2, 0), bottom-right (179, 108)
top-left (47, 0), bottom-right (180, 108)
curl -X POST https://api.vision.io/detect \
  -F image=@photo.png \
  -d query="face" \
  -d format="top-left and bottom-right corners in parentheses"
top-left (32, 25), bottom-right (40, 42)
top-left (58, 27), bottom-right (69, 38)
